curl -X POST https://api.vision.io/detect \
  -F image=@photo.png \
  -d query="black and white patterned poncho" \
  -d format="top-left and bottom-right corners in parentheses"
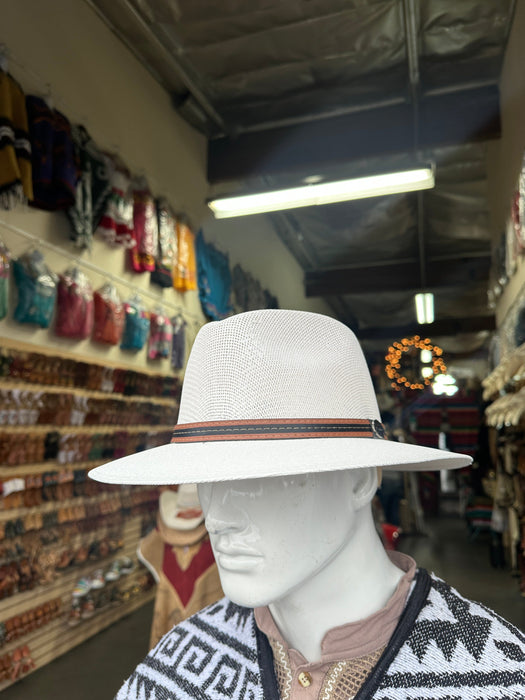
top-left (116, 570), bottom-right (525, 699)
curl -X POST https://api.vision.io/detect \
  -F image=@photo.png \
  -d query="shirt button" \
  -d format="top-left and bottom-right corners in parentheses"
top-left (298, 671), bottom-right (312, 688)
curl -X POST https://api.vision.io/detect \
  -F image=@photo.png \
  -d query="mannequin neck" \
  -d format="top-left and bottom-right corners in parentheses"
top-left (268, 506), bottom-right (403, 662)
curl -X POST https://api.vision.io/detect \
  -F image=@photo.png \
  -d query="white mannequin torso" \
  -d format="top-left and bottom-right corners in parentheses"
top-left (198, 467), bottom-right (403, 662)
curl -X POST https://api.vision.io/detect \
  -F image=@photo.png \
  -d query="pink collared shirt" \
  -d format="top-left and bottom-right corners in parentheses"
top-left (254, 551), bottom-right (417, 700)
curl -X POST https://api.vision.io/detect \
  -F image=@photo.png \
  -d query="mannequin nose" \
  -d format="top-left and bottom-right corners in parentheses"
top-left (205, 515), bottom-right (237, 536)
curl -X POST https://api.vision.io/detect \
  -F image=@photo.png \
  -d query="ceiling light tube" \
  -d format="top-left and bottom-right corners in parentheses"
top-left (208, 167), bottom-right (435, 218)
top-left (420, 349), bottom-right (433, 364)
top-left (415, 292), bottom-right (434, 324)
top-left (433, 374), bottom-right (458, 396)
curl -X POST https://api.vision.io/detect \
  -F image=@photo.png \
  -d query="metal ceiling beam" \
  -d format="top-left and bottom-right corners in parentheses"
top-left (307, 249), bottom-right (491, 272)
top-left (232, 80), bottom-right (500, 136)
top-left (357, 315), bottom-right (496, 340)
top-left (268, 211), bottom-right (320, 271)
top-left (238, 97), bottom-right (407, 135)
top-left (403, 0), bottom-right (420, 90)
top-left (402, 0), bottom-right (427, 293)
top-left (424, 79), bottom-right (500, 98)
top-left (84, 0), bottom-right (226, 134)
top-left (268, 212), bottom-right (360, 330)
top-left (207, 85), bottom-right (500, 183)
top-left (305, 254), bottom-right (491, 297)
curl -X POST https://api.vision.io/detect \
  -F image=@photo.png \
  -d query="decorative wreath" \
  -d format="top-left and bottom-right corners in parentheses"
top-left (385, 336), bottom-right (446, 391)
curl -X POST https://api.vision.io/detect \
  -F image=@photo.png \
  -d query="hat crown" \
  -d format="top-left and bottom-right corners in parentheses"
top-left (178, 310), bottom-right (380, 424)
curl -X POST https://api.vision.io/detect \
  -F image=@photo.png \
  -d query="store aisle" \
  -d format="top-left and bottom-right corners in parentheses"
top-left (398, 512), bottom-right (525, 632)
top-left (2, 511), bottom-right (524, 699)
top-left (1, 601), bottom-right (153, 700)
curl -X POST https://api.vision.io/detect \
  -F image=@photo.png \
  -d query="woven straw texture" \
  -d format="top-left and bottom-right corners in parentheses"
top-left (179, 309), bottom-right (380, 424)
top-left (90, 310), bottom-right (472, 484)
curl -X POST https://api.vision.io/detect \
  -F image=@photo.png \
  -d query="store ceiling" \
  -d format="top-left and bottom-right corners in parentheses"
top-left (87, 0), bottom-right (516, 350)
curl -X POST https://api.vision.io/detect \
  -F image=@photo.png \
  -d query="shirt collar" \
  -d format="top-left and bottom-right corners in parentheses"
top-left (254, 551), bottom-right (417, 663)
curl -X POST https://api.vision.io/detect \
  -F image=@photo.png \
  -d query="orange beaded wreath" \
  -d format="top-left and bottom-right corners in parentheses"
top-left (385, 336), bottom-right (446, 391)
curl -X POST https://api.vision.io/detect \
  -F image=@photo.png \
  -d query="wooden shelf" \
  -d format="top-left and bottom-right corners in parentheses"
top-left (0, 378), bottom-right (177, 406)
top-left (0, 424), bottom-right (173, 435)
top-left (0, 343), bottom-right (166, 686)
top-left (0, 566), bottom-right (149, 657)
top-left (0, 335), bottom-right (183, 378)
top-left (0, 460), bottom-right (105, 479)
top-left (0, 489), bottom-right (130, 521)
top-left (0, 517), bottom-right (143, 619)
top-left (0, 518), bottom-right (154, 693)
top-left (0, 588), bottom-right (154, 691)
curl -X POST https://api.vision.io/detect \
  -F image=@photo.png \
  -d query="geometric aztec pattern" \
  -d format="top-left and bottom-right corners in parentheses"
top-left (115, 576), bottom-right (525, 699)
top-left (374, 576), bottom-right (525, 699)
top-left (115, 599), bottom-right (265, 700)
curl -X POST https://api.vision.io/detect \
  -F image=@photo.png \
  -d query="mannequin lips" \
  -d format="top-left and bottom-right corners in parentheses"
top-left (216, 552), bottom-right (263, 571)
top-left (214, 542), bottom-right (263, 571)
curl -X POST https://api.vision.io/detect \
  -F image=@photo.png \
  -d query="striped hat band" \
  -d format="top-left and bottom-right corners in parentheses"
top-left (171, 418), bottom-right (387, 443)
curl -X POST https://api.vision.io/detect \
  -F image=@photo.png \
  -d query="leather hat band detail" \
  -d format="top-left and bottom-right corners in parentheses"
top-left (171, 418), bottom-right (387, 443)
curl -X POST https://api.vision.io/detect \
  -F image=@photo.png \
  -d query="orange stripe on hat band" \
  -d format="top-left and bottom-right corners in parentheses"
top-left (171, 418), bottom-right (387, 443)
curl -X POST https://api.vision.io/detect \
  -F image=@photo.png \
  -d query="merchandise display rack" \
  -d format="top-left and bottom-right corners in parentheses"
top-left (0, 340), bottom-right (179, 688)
top-left (0, 460), bottom-right (104, 480)
top-left (0, 380), bottom-right (175, 405)
top-left (0, 517), bottom-right (155, 691)
top-left (0, 335), bottom-right (182, 376)
top-left (481, 343), bottom-right (525, 596)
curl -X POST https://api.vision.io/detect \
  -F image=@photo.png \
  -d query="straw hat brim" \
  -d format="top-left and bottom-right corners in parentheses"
top-left (89, 437), bottom-right (472, 485)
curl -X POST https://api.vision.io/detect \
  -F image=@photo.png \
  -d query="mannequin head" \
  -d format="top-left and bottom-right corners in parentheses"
top-left (198, 467), bottom-right (379, 608)
top-left (88, 310), bottom-right (471, 661)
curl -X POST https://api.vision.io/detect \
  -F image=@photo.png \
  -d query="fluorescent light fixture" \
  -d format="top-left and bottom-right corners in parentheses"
top-left (433, 373), bottom-right (458, 397)
top-left (208, 167), bottom-right (435, 218)
top-left (414, 292), bottom-right (434, 324)
top-left (420, 349), bottom-right (432, 364)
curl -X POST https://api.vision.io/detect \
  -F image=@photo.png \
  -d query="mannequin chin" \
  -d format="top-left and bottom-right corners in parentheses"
top-left (199, 467), bottom-right (384, 607)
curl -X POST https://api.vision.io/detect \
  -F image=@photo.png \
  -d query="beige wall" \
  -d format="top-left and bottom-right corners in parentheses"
top-left (3, 0), bottom-right (208, 218)
top-left (487, 1), bottom-right (525, 327)
top-left (0, 0), bottom-right (330, 372)
top-left (1, 0), bottom-right (207, 373)
top-left (202, 214), bottom-right (333, 315)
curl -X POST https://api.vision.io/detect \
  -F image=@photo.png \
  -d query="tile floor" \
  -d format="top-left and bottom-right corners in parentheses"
top-left (2, 509), bottom-right (524, 699)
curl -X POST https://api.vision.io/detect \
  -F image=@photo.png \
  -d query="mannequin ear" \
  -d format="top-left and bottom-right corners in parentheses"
top-left (350, 467), bottom-right (379, 509)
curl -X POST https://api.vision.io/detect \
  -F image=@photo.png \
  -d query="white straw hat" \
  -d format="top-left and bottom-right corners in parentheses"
top-left (158, 484), bottom-right (204, 531)
top-left (90, 309), bottom-right (472, 485)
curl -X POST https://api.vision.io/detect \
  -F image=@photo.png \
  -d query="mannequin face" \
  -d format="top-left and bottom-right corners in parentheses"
top-left (198, 469), bottom-right (373, 608)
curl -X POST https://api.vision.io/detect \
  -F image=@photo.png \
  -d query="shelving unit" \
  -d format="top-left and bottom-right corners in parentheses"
top-left (0, 379), bottom-right (176, 406)
top-left (0, 425), bottom-right (173, 435)
top-left (0, 460), bottom-right (104, 480)
top-left (0, 490), bottom-right (121, 520)
top-left (0, 342), bottom-right (178, 687)
top-left (0, 336), bottom-right (182, 377)
top-left (481, 344), bottom-right (525, 596)
top-left (0, 516), bottom-right (155, 690)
